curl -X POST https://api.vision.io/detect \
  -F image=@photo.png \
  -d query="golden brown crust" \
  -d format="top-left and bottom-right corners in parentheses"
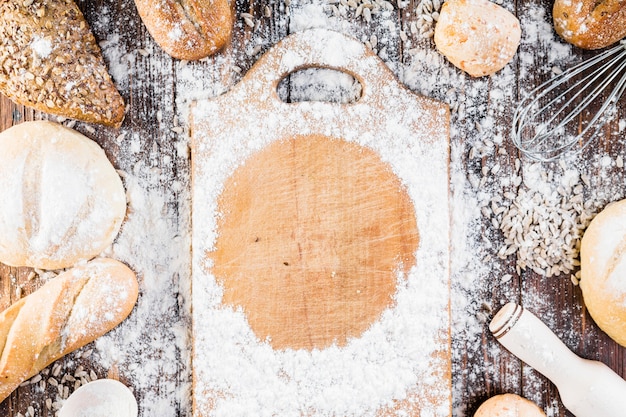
top-left (434, 0), bottom-right (521, 77)
top-left (0, 258), bottom-right (138, 402)
top-left (553, 0), bottom-right (626, 49)
top-left (134, 0), bottom-right (233, 61)
top-left (0, 0), bottom-right (125, 127)
top-left (474, 394), bottom-right (546, 417)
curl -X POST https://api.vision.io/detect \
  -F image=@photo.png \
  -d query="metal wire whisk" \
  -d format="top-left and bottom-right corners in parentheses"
top-left (512, 40), bottom-right (626, 161)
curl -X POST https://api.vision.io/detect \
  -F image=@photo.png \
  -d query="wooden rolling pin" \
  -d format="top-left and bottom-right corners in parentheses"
top-left (490, 302), bottom-right (626, 417)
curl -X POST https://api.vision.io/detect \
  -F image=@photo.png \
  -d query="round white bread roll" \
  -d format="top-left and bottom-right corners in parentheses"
top-left (580, 199), bottom-right (626, 347)
top-left (0, 121), bottom-right (126, 270)
top-left (474, 394), bottom-right (546, 417)
top-left (434, 0), bottom-right (521, 77)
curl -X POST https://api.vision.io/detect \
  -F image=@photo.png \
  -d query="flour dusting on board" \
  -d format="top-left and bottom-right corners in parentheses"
top-left (191, 28), bottom-right (450, 416)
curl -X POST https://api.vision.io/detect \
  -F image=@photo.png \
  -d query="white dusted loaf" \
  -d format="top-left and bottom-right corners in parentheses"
top-left (580, 199), bottom-right (626, 347)
top-left (0, 121), bottom-right (126, 269)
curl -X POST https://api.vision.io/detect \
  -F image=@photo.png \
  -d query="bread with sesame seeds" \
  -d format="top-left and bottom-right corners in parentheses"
top-left (0, 0), bottom-right (125, 127)
top-left (133, 0), bottom-right (233, 61)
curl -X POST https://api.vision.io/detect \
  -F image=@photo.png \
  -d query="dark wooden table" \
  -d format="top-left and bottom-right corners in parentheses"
top-left (1, 0), bottom-right (625, 415)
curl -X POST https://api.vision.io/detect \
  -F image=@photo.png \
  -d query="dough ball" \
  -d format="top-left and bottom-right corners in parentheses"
top-left (434, 0), bottom-right (521, 77)
top-left (580, 199), bottom-right (626, 347)
top-left (475, 394), bottom-right (546, 417)
top-left (0, 121), bottom-right (127, 269)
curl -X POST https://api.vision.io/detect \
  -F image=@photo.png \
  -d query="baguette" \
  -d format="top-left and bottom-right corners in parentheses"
top-left (0, 0), bottom-right (125, 127)
top-left (553, 0), bottom-right (626, 49)
top-left (0, 258), bottom-right (138, 402)
top-left (133, 0), bottom-right (233, 60)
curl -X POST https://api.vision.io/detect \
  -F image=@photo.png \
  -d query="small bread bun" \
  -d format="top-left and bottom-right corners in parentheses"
top-left (580, 199), bottom-right (626, 346)
top-left (474, 394), bottom-right (546, 417)
top-left (553, 0), bottom-right (626, 49)
top-left (0, 121), bottom-right (127, 270)
top-left (434, 0), bottom-right (521, 77)
top-left (134, 0), bottom-right (233, 60)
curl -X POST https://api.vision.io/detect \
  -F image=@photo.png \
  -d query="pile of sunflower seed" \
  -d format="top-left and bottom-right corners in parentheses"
top-left (486, 163), bottom-right (597, 282)
top-left (15, 349), bottom-right (99, 417)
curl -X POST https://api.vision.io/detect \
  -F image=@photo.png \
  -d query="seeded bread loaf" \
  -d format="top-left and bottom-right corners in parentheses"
top-left (133, 0), bottom-right (233, 60)
top-left (0, 258), bottom-right (138, 403)
top-left (553, 0), bottom-right (626, 49)
top-left (0, 121), bottom-right (127, 270)
top-left (0, 0), bottom-right (125, 127)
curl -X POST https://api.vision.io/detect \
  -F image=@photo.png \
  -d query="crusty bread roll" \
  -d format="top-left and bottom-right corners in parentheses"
top-left (0, 258), bottom-right (138, 403)
top-left (474, 394), bottom-right (546, 417)
top-left (580, 199), bottom-right (626, 347)
top-left (134, 0), bottom-right (233, 60)
top-left (0, 0), bottom-right (125, 127)
top-left (434, 0), bottom-right (521, 77)
top-left (0, 121), bottom-right (127, 270)
top-left (554, 0), bottom-right (626, 49)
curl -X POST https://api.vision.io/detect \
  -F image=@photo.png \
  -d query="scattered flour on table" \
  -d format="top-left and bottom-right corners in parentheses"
top-left (95, 174), bottom-right (192, 417)
top-left (32, 1), bottom-right (624, 417)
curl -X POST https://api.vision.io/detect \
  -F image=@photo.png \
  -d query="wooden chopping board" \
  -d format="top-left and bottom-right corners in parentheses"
top-left (190, 28), bottom-right (451, 416)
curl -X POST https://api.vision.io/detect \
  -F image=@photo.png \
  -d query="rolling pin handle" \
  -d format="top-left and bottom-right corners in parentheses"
top-left (490, 302), bottom-right (626, 417)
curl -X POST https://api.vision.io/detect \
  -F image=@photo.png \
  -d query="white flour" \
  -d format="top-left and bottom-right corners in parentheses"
top-left (14, 0), bottom-right (620, 417)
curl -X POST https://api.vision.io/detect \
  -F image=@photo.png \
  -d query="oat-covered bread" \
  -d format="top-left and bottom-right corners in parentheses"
top-left (133, 0), bottom-right (233, 60)
top-left (0, 121), bottom-right (127, 270)
top-left (553, 0), bottom-right (626, 50)
top-left (0, 0), bottom-right (125, 127)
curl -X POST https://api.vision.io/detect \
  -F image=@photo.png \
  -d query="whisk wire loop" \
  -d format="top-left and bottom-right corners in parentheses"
top-left (512, 40), bottom-right (626, 161)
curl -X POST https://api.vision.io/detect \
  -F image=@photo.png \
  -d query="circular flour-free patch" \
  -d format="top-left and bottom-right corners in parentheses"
top-left (211, 135), bottom-right (419, 350)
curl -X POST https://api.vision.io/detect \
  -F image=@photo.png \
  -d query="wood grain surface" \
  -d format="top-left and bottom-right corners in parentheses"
top-left (1, 0), bottom-right (625, 416)
top-left (190, 28), bottom-right (451, 416)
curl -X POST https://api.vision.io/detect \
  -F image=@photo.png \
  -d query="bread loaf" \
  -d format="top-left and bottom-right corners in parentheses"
top-left (580, 199), bottom-right (626, 347)
top-left (133, 0), bottom-right (233, 60)
top-left (553, 0), bottom-right (626, 49)
top-left (0, 121), bottom-right (127, 270)
top-left (434, 0), bottom-right (521, 77)
top-left (0, 258), bottom-right (138, 403)
top-left (474, 394), bottom-right (546, 417)
top-left (0, 0), bottom-right (125, 127)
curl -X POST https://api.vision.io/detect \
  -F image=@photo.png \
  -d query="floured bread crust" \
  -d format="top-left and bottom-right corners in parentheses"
top-left (554, 0), bottom-right (626, 50)
top-left (580, 199), bottom-right (626, 347)
top-left (134, 0), bottom-right (233, 60)
top-left (0, 121), bottom-right (127, 270)
top-left (0, 0), bottom-right (125, 127)
top-left (0, 258), bottom-right (138, 402)
top-left (474, 394), bottom-right (546, 417)
top-left (434, 0), bottom-right (521, 77)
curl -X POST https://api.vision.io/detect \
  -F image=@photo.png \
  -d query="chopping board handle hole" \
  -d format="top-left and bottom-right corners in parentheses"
top-left (276, 68), bottom-right (362, 104)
